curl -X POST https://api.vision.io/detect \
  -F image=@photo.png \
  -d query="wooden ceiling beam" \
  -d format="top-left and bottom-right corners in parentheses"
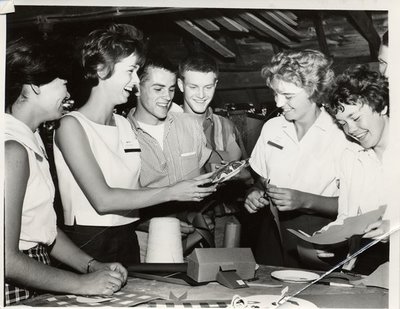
top-left (347, 11), bottom-right (381, 59)
top-left (239, 12), bottom-right (291, 44)
top-left (193, 18), bottom-right (220, 31)
top-left (214, 16), bottom-right (249, 32)
top-left (259, 11), bottom-right (302, 38)
top-left (231, 17), bottom-right (267, 38)
top-left (313, 12), bottom-right (330, 56)
top-left (274, 10), bottom-right (298, 27)
top-left (175, 19), bottom-right (236, 59)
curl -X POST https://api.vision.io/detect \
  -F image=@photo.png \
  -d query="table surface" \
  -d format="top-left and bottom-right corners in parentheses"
top-left (19, 265), bottom-right (388, 308)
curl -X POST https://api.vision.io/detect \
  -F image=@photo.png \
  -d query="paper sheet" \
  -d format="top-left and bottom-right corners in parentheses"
top-left (288, 205), bottom-right (387, 245)
top-left (352, 262), bottom-right (389, 289)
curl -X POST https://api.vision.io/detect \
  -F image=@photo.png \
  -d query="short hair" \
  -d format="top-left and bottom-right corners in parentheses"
top-left (6, 37), bottom-right (60, 110)
top-left (261, 49), bottom-right (335, 106)
top-left (81, 24), bottom-right (145, 86)
top-left (178, 53), bottom-right (219, 80)
top-left (382, 30), bottom-right (388, 47)
top-left (326, 65), bottom-right (389, 117)
top-left (139, 50), bottom-right (177, 83)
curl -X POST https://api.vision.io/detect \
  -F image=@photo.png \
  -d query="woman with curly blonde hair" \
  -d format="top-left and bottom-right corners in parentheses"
top-left (244, 49), bottom-right (355, 268)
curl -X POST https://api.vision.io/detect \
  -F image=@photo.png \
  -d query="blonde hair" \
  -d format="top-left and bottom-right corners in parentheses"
top-left (261, 49), bottom-right (334, 106)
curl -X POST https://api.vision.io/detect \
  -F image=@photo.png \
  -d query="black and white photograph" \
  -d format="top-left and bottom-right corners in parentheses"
top-left (1, 0), bottom-right (399, 307)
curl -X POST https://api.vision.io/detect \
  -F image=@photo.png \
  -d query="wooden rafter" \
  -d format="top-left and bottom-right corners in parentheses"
top-left (214, 16), bottom-right (249, 32)
top-left (231, 17), bottom-right (268, 38)
top-left (274, 10), bottom-right (298, 27)
top-left (259, 11), bottom-right (302, 38)
top-left (175, 19), bottom-right (236, 58)
top-left (347, 11), bottom-right (381, 59)
top-left (193, 18), bottom-right (220, 31)
top-left (313, 12), bottom-right (330, 56)
top-left (239, 12), bottom-right (291, 44)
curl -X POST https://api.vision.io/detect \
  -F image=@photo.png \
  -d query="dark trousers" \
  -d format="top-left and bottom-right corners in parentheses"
top-left (63, 222), bottom-right (140, 267)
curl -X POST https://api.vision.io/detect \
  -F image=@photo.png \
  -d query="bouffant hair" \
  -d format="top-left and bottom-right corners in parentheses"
top-left (261, 49), bottom-right (334, 106)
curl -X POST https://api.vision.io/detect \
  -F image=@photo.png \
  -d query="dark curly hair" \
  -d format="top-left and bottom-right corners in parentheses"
top-left (261, 49), bottom-right (334, 106)
top-left (326, 65), bottom-right (389, 117)
top-left (6, 37), bottom-right (60, 111)
top-left (81, 24), bottom-right (145, 87)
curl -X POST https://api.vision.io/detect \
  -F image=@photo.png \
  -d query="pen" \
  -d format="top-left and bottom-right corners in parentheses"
top-left (316, 281), bottom-right (354, 288)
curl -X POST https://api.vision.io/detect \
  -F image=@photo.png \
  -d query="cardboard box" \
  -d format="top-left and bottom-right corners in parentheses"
top-left (186, 248), bottom-right (256, 283)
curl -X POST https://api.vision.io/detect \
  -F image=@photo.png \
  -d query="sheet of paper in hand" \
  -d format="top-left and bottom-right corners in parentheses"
top-left (210, 159), bottom-right (248, 184)
top-left (287, 205), bottom-right (387, 245)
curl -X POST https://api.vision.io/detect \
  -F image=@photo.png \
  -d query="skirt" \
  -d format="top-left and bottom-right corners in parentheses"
top-left (4, 244), bottom-right (51, 306)
top-left (62, 221), bottom-right (140, 267)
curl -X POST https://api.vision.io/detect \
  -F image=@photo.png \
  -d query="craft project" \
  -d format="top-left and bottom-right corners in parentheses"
top-left (287, 205), bottom-right (387, 245)
top-left (230, 294), bottom-right (318, 309)
top-left (210, 159), bottom-right (248, 184)
top-left (21, 290), bottom-right (161, 307)
top-left (146, 299), bottom-right (231, 308)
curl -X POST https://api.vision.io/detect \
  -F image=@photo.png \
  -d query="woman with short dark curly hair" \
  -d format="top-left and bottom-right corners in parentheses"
top-left (326, 64), bottom-right (389, 224)
top-left (244, 49), bottom-right (354, 268)
top-left (319, 65), bottom-right (389, 274)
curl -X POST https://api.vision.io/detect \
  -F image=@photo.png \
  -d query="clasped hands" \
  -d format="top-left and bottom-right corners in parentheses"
top-left (82, 260), bottom-right (128, 296)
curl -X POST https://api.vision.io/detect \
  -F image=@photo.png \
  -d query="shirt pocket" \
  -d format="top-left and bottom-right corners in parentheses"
top-left (180, 151), bottom-right (199, 178)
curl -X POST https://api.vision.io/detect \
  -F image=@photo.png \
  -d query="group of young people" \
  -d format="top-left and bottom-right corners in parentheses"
top-left (4, 21), bottom-right (390, 306)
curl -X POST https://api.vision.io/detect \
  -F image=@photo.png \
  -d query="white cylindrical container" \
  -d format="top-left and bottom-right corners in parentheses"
top-left (223, 221), bottom-right (241, 248)
top-left (145, 217), bottom-right (184, 263)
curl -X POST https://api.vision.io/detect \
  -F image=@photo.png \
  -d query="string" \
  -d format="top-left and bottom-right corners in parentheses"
top-left (274, 225), bottom-right (400, 307)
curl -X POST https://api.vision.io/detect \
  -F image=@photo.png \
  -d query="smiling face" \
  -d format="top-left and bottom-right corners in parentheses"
top-left (178, 70), bottom-right (217, 114)
top-left (270, 77), bottom-right (315, 122)
top-left (335, 101), bottom-right (388, 150)
top-left (100, 53), bottom-right (140, 105)
top-left (37, 77), bottom-right (70, 121)
top-left (137, 66), bottom-right (176, 125)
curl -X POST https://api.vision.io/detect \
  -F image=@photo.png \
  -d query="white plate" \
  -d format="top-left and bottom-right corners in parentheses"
top-left (242, 294), bottom-right (318, 309)
top-left (271, 270), bottom-right (320, 283)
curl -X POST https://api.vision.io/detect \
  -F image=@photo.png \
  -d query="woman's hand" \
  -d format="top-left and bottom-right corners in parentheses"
top-left (244, 188), bottom-right (269, 213)
top-left (167, 174), bottom-right (217, 202)
top-left (89, 261), bottom-right (128, 285)
top-left (266, 185), bottom-right (307, 211)
top-left (78, 268), bottom-right (125, 296)
top-left (363, 219), bottom-right (390, 242)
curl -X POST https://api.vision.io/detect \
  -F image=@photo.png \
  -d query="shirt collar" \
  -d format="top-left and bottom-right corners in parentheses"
top-left (4, 114), bottom-right (46, 158)
top-left (280, 107), bottom-right (332, 132)
top-left (127, 107), bottom-right (173, 132)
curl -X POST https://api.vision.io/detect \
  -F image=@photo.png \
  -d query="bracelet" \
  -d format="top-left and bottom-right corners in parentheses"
top-left (86, 258), bottom-right (96, 273)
